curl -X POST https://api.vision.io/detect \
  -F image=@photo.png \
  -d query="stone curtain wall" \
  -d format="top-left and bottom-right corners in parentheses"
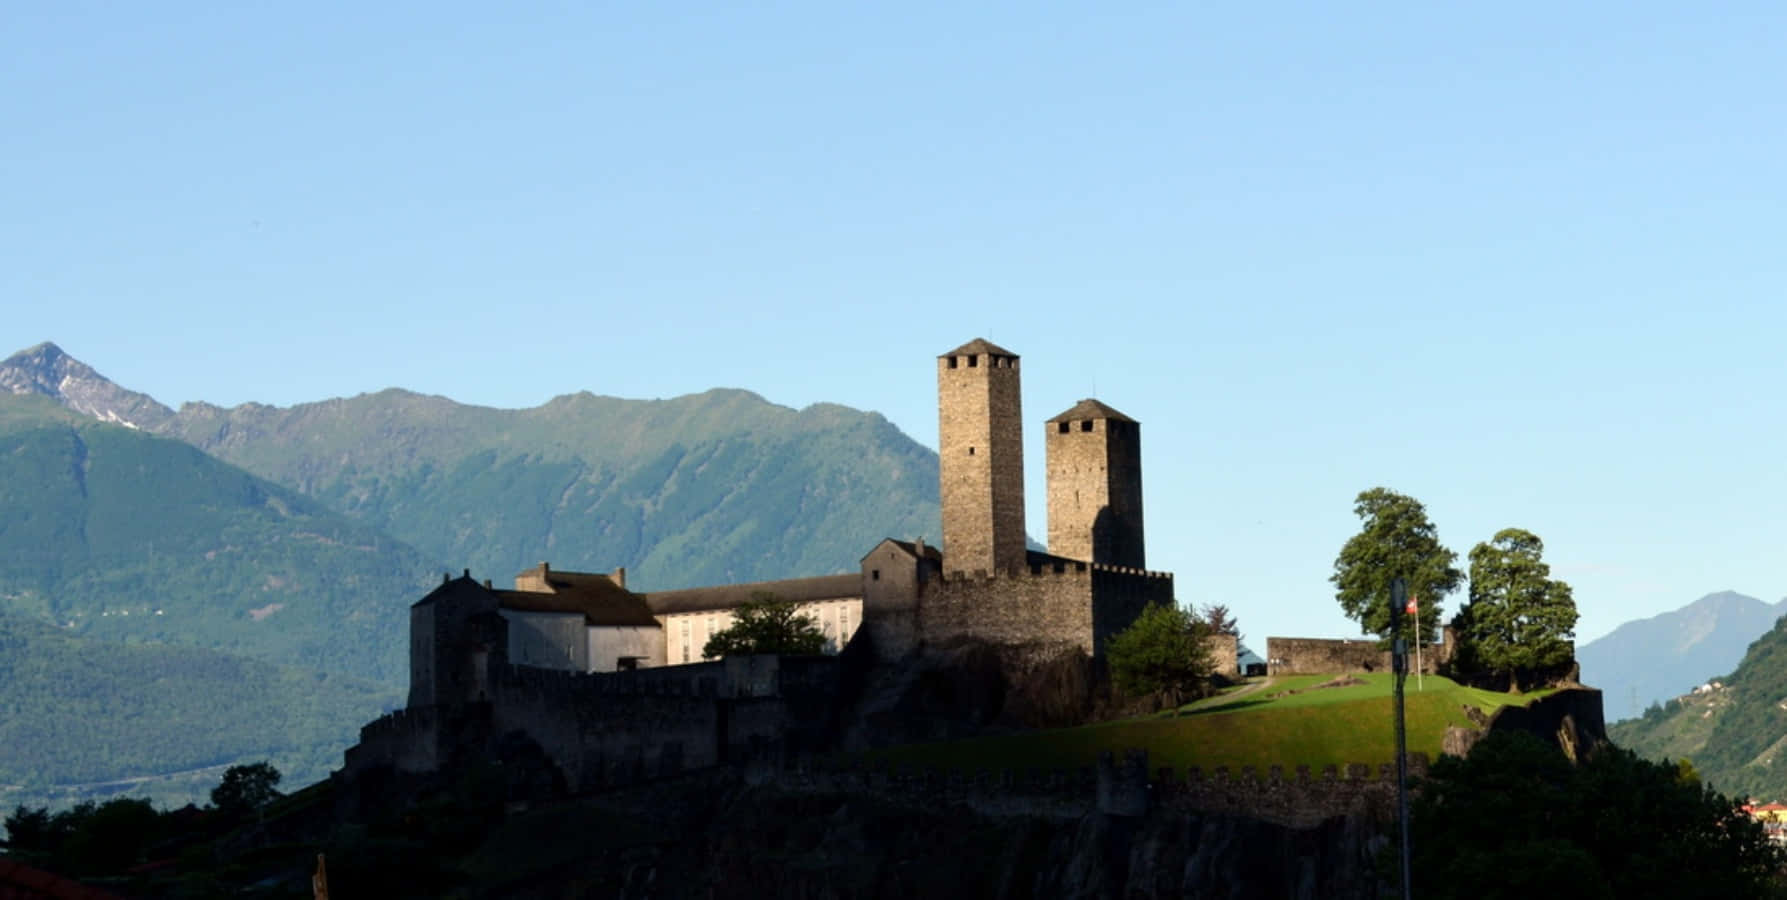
top-left (776, 750), bottom-right (1428, 829)
top-left (1089, 565), bottom-right (1173, 658)
top-left (345, 654), bottom-right (845, 793)
top-left (919, 567), bottom-right (1096, 654)
top-left (1266, 635), bottom-right (1452, 676)
top-left (1205, 632), bottom-right (1240, 677)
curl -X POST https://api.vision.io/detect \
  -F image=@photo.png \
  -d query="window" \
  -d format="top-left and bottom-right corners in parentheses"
top-left (967, 354), bottom-right (978, 367)
top-left (968, 446), bottom-right (975, 456)
top-left (1080, 420), bottom-right (1093, 432)
top-left (1057, 421), bottom-right (1069, 434)
top-left (871, 569), bottom-right (880, 581)
top-left (681, 619), bottom-right (691, 663)
top-left (842, 607), bottom-right (851, 638)
top-left (948, 356), bottom-right (959, 369)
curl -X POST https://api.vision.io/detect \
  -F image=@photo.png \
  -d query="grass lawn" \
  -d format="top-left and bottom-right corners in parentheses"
top-left (862, 674), bottom-right (1552, 773)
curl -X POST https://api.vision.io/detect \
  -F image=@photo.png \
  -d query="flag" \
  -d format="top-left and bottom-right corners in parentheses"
top-left (1406, 593), bottom-right (1418, 616)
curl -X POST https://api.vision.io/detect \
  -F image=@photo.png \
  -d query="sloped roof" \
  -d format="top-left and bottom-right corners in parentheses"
top-left (862, 537), bottom-right (943, 563)
top-left (496, 577), bottom-right (661, 628)
top-left (1045, 398), bottom-right (1138, 424)
top-left (642, 573), bottom-right (862, 615)
top-left (411, 572), bottom-right (495, 608)
top-left (940, 337), bottom-right (1017, 359)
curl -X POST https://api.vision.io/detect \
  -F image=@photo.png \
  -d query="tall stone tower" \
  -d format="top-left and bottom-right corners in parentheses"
top-left (1045, 399), bottom-right (1145, 569)
top-left (938, 338), bottom-right (1027, 575)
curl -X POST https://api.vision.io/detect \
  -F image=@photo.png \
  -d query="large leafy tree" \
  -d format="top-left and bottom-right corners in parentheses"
top-left (1455, 528), bottom-right (1577, 692)
top-left (211, 761), bottom-right (283, 817)
top-left (1409, 731), bottom-right (1783, 900)
top-left (702, 592), bottom-right (827, 658)
top-left (1330, 487), bottom-right (1462, 644)
top-left (1106, 602), bottom-right (1214, 697)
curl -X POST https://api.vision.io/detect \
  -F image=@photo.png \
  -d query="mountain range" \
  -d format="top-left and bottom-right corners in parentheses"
top-left (1577, 591), bottom-right (1787, 722)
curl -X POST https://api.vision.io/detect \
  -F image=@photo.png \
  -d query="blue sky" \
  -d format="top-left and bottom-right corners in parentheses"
top-left (7, 2), bottom-right (1783, 654)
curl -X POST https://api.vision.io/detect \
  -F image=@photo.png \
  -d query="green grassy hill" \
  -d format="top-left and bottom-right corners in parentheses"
top-left (159, 388), bottom-right (942, 588)
top-left (866, 674), bottom-right (1545, 772)
top-left (1610, 614), bottom-right (1787, 801)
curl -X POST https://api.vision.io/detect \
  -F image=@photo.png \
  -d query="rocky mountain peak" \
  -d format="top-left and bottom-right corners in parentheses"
top-left (0, 341), bottom-right (174, 431)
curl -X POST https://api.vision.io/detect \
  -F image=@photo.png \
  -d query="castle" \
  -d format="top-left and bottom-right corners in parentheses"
top-left (349, 339), bottom-right (1181, 791)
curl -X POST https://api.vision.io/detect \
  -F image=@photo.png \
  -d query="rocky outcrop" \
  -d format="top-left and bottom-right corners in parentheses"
top-left (466, 776), bottom-right (1392, 899)
top-left (1442, 686), bottom-right (1608, 762)
top-left (0, 341), bottom-right (173, 430)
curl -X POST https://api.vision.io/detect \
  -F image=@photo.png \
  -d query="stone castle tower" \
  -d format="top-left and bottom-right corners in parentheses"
top-left (1045, 400), bottom-right (1145, 569)
top-left (937, 338), bottom-right (1027, 575)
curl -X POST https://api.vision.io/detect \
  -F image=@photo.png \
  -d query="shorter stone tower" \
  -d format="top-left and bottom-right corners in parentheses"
top-left (1045, 399), bottom-right (1145, 569)
top-left (937, 338), bottom-right (1027, 575)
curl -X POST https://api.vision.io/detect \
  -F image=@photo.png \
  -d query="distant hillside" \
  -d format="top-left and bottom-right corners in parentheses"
top-left (157, 389), bottom-right (942, 589)
top-left (2, 341), bottom-right (944, 590)
top-left (0, 610), bottom-right (398, 810)
top-left (0, 393), bottom-right (438, 685)
top-left (1609, 613), bottom-right (1787, 801)
top-left (1579, 591), bottom-right (1787, 721)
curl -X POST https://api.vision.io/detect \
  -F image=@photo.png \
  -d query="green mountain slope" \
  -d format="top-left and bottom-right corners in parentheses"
top-left (0, 393), bottom-right (439, 685)
top-left (0, 609), bottom-right (398, 807)
top-left (1579, 590), bottom-right (1787, 722)
top-left (159, 388), bottom-right (942, 587)
top-left (1610, 613), bottom-right (1787, 801)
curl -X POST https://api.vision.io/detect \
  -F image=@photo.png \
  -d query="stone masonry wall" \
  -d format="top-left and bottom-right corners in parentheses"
top-left (1089, 565), bottom-right (1173, 657)
top-left (938, 348), bottom-right (1026, 576)
top-left (1267, 635), bottom-right (1452, 676)
top-left (919, 566), bottom-right (1095, 655)
top-left (1045, 416), bottom-right (1145, 569)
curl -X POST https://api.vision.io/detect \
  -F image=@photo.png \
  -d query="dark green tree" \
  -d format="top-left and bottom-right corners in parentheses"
top-left (211, 762), bottom-right (283, 816)
top-left (702, 592), bottom-right (826, 658)
top-left (1106, 602), bottom-right (1214, 697)
top-left (1200, 603), bottom-right (1241, 643)
top-left (1454, 527), bottom-right (1578, 692)
top-left (1330, 487), bottom-right (1462, 644)
top-left (1409, 731), bottom-right (1783, 900)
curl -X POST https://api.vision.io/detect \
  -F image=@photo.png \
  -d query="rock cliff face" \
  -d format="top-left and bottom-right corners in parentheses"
top-left (453, 778), bottom-right (1392, 899)
top-left (0, 342), bottom-right (174, 430)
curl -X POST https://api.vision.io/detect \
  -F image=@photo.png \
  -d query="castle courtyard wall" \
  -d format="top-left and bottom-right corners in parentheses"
top-left (918, 568), bottom-right (1095, 655)
top-left (502, 608), bottom-right (588, 671)
top-left (1266, 636), bottom-right (1451, 676)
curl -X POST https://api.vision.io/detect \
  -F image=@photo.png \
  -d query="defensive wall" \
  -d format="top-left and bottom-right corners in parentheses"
top-left (735, 749), bottom-right (1426, 830)
top-left (1266, 633), bottom-right (1454, 677)
top-left (918, 561), bottom-right (1172, 661)
top-left (345, 654), bottom-right (844, 794)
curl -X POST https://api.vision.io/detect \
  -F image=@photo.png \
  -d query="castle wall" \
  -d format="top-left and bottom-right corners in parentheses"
top-left (1205, 632), bottom-right (1240, 678)
top-left (501, 608), bottom-right (588, 671)
top-left (1088, 566), bottom-right (1173, 658)
top-left (587, 625), bottom-right (664, 672)
top-left (938, 346), bottom-right (1026, 576)
top-left (659, 599), bottom-right (863, 664)
top-left (919, 566), bottom-right (1095, 655)
top-left (408, 604), bottom-right (436, 709)
top-left (1266, 635), bottom-right (1451, 676)
top-left (860, 542), bottom-right (933, 659)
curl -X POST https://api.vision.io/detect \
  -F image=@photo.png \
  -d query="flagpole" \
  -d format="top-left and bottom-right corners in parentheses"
top-left (1413, 593), bottom-right (1424, 692)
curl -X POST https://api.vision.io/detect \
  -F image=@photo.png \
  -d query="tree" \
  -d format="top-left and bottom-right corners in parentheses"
top-left (1330, 487), bottom-right (1462, 645)
top-left (1200, 603), bottom-right (1242, 643)
top-left (702, 592), bottom-right (826, 658)
top-left (1454, 527), bottom-right (1577, 692)
top-left (211, 762), bottom-right (283, 816)
top-left (1106, 602), bottom-right (1214, 697)
top-left (1408, 731), bottom-right (1783, 900)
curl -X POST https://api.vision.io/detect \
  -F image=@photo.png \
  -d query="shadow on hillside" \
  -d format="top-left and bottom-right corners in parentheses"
top-left (1178, 697), bottom-right (1274, 717)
